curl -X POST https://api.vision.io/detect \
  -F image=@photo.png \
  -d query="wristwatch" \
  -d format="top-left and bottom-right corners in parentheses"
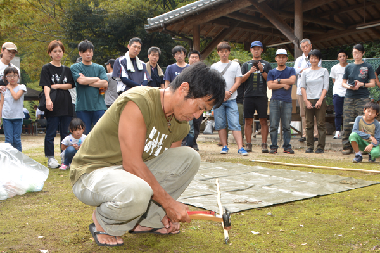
top-left (277, 78), bottom-right (281, 84)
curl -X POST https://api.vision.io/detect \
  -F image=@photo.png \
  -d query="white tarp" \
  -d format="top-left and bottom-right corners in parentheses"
top-left (0, 143), bottom-right (49, 200)
top-left (179, 162), bottom-right (379, 213)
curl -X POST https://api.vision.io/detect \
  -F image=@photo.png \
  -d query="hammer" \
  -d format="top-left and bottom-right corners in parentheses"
top-left (187, 209), bottom-right (231, 231)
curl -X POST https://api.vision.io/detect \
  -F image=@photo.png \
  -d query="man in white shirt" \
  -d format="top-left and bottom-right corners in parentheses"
top-left (210, 42), bottom-right (247, 155)
top-left (294, 39), bottom-right (321, 142)
top-left (330, 49), bottom-right (348, 139)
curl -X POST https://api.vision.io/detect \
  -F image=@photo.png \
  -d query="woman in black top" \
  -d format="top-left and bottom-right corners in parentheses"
top-left (39, 40), bottom-right (75, 169)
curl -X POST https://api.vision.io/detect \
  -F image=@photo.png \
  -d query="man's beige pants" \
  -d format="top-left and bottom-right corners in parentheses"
top-left (72, 147), bottom-right (200, 236)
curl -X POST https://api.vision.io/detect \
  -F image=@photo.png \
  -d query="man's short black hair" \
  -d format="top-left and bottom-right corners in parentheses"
top-left (188, 50), bottom-right (201, 59)
top-left (308, 49), bottom-right (322, 61)
top-left (338, 49), bottom-right (348, 56)
top-left (129, 37), bottom-right (142, 46)
top-left (172, 45), bottom-right (187, 56)
top-left (105, 59), bottom-right (115, 68)
top-left (353, 43), bottom-right (365, 53)
top-left (148, 46), bottom-right (161, 56)
top-left (169, 62), bottom-right (225, 108)
top-left (78, 40), bottom-right (94, 53)
top-left (364, 102), bottom-right (380, 115)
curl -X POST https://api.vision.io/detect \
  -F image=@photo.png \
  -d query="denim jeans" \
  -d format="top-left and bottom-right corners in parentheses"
top-left (3, 118), bottom-right (23, 151)
top-left (213, 99), bottom-right (241, 131)
top-left (269, 100), bottom-right (292, 149)
top-left (64, 146), bottom-right (78, 165)
top-left (333, 94), bottom-right (344, 131)
top-left (76, 110), bottom-right (105, 135)
top-left (45, 116), bottom-right (72, 157)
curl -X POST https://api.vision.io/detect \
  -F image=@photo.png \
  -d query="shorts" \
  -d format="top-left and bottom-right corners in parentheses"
top-left (213, 99), bottom-right (241, 131)
top-left (244, 96), bottom-right (268, 119)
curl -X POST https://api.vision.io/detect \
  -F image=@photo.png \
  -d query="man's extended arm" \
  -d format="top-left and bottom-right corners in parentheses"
top-left (118, 101), bottom-right (190, 224)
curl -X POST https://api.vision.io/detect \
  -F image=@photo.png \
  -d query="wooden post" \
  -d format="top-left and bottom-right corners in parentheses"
top-left (193, 25), bottom-right (200, 51)
top-left (294, 0), bottom-right (303, 58)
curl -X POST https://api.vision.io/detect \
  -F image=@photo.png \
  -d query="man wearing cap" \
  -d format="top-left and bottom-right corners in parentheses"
top-left (294, 39), bottom-right (321, 142)
top-left (105, 59), bottom-right (118, 108)
top-left (267, 49), bottom-right (296, 154)
top-left (0, 42), bottom-right (20, 88)
top-left (241, 41), bottom-right (272, 153)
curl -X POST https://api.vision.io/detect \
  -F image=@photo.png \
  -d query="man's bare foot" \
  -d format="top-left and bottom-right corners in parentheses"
top-left (92, 210), bottom-right (124, 245)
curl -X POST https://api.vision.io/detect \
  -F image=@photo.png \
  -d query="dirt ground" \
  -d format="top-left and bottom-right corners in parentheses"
top-left (0, 134), bottom-right (357, 163)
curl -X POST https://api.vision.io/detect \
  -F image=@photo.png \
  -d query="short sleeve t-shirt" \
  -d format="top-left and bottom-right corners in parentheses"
top-left (267, 67), bottom-right (296, 103)
top-left (163, 63), bottom-right (189, 83)
top-left (241, 59), bottom-right (272, 98)
top-left (300, 68), bottom-right (329, 100)
top-left (329, 64), bottom-right (347, 97)
top-left (1, 84), bottom-right (27, 119)
top-left (39, 63), bottom-right (75, 117)
top-left (211, 61), bottom-right (242, 100)
top-left (61, 134), bottom-right (87, 146)
top-left (343, 62), bottom-right (376, 99)
top-left (70, 62), bottom-right (108, 111)
top-left (69, 87), bottom-right (189, 184)
top-left (105, 73), bottom-right (118, 106)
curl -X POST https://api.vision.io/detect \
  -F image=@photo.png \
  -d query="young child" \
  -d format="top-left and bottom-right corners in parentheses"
top-left (349, 102), bottom-right (380, 163)
top-left (60, 118), bottom-right (86, 170)
top-left (0, 67), bottom-right (27, 151)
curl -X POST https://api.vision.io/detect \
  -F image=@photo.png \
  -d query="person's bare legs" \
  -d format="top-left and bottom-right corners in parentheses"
top-left (218, 129), bottom-right (228, 147)
top-left (232, 130), bottom-right (244, 149)
top-left (260, 118), bottom-right (268, 144)
top-left (351, 141), bottom-right (359, 153)
top-left (244, 118), bottom-right (253, 144)
top-left (92, 210), bottom-right (123, 246)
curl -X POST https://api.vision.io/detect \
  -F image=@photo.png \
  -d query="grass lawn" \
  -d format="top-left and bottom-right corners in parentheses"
top-left (1, 142), bottom-right (380, 252)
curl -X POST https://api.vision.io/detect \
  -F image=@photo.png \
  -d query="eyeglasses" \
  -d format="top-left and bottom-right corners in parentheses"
top-left (6, 74), bottom-right (18, 79)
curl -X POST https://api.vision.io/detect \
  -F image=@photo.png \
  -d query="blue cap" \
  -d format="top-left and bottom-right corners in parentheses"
top-left (250, 41), bottom-right (263, 48)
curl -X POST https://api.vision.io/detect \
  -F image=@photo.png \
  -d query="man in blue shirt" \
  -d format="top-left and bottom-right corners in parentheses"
top-left (164, 46), bottom-right (189, 88)
top-left (70, 40), bottom-right (108, 134)
top-left (112, 37), bottom-right (150, 95)
top-left (267, 49), bottom-right (296, 154)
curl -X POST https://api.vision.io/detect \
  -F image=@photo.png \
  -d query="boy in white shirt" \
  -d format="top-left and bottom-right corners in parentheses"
top-left (330, 49), bottom-right (348, 139)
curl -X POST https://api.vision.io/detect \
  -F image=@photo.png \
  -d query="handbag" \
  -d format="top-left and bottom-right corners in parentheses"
top-left (38, 65), bottom-right (65, 111)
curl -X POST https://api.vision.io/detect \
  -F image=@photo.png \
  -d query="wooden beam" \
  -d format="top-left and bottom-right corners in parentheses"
top-left (278, 11), bottom-right (346, 30)
top-left (319, 1), bottom-right (378, 18)
top-left (186, 0), bottom-right (252, 26)
top-left (193, 25), bottom-right (200, 51)
top-left (200, 23), bottom-right (239, 60)
top-left (310, 28), bottom-right (365, 44)
top-left (302, 0), bottom-right (337, 12)
top-left (250, 0), bottom-right (300, 47)
top-left (294, 0), bottom-right (302, 58)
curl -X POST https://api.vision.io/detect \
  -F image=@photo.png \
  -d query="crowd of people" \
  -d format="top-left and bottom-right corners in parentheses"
top-left (1, 37), bottom-right (380, 247)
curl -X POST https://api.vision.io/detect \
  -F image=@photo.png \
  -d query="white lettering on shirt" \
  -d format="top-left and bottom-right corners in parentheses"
top-left (144, 126), bottom-right (168, 156)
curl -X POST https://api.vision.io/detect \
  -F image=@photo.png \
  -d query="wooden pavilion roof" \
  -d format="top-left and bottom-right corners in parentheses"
top-left (145, 0), bottom-right (380, 56)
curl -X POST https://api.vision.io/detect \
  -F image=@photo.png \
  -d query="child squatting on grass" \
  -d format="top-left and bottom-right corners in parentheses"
top-left (350, 102), bottom-right (380, 163)
top-left (60, 118), bottom-right (86, 170)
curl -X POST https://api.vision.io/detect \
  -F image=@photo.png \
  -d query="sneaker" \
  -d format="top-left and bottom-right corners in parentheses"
top-left (193, 144), bottom-right (199, 151)
top-left (305, 148), bottom-right (314, 153)
top-left (245, 143), bottom-right (252, 152)
top-left (220, 146), bottom-right (229, 154)
top-left (369, 154), bottom-right (376, 163)
top-left (342, 149), bottom-right (353, 155)
top-left (60, 164), bottom-right (69, 170)
top-left (314, 137), bottom-right (318, 141)
top-left (284, 148), bottom-right (295, 154)
top-left (238, 147), bottom-right (248, 156)
top-left (48, 157), bottom-right (60, 169)
top-left (262, 143), bottom-right (269, 153)
top-left (333, 131), bottom-right (341, 139)
top-left (353, 154), bottom-right (362, 163)
top-left (298, 137), bottom-right (306, 142)
top-left (269, 148), bottom-right (277, 154)
top-left (315, 148), bottom-right (324, 153)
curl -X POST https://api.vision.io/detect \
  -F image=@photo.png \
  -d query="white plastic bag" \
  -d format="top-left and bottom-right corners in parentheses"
top-left (203, 120), bottom-right (214, 134)
top-left (0, 143), bottom-right (49, 200)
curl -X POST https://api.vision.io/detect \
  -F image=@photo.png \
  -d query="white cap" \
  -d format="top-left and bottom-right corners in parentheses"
top-left (2, 42), bottom-right (18, 52)
top-left (276, 49), bottom-right (287, 56)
